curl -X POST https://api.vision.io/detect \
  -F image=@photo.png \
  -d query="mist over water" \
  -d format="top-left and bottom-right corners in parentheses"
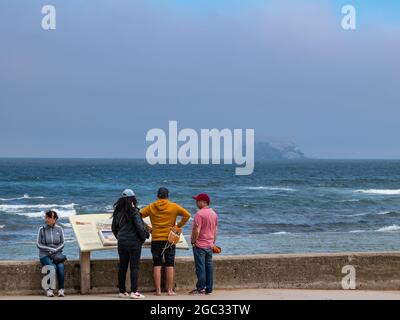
top-left (0, 159), bottom-right (399, 260)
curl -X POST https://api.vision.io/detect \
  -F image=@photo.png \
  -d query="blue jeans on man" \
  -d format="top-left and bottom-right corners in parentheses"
top-left (40, 256), bottom-right (65, 289)
top-left (193, 246), bottom-right (213, 293)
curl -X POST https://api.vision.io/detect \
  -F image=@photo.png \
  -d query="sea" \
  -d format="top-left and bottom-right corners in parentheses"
top-left (0, 159), bottom-right (399, 260)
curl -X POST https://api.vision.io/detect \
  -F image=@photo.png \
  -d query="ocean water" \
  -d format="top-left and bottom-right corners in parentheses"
top-left (0, 159), bottom-right (399, 260)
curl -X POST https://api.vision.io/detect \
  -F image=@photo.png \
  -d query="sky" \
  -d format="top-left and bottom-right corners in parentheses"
top-left (0, 0), bottom-right (399, 159)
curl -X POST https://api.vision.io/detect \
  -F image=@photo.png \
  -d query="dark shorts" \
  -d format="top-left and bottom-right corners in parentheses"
top-left (151, 241), bottom-right (176, 267)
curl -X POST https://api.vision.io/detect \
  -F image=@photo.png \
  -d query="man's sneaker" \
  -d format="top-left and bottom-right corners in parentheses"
top-left (131, 292), bottom-right (145, 299)
top-left (118, 292), bottom-right (129, 298)
top-left (189, 289), bottom-right (206, 295)
top-left (46, 289), bottom-right (55, 297)
top-left (58, 289), bottom-right (65, 297)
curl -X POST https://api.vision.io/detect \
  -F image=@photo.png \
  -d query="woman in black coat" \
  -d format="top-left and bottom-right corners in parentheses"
top-left (112, 189), bottom-right (149, 299)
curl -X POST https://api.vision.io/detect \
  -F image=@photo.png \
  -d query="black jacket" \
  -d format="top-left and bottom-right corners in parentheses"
top-left (112, 207), bottom-right (149, 244)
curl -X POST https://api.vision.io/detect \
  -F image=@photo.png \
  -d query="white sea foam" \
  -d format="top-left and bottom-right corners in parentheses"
top-left (349, 230), bottom-right (366, 233)
top-left (355, 189), bottom-right (400, 195)
top-left (376, 225), bottom-right (400, 232)
top-left (377, 211), bottom-right (393, 215)
top-left (0, 203), bottom-right (77, 212)
top-left (0, 194), bottom-right (45, 201)
top-left (339, 199), bottom-right (361, 203)
top-left (271, 231), bottom-right (290, 235)
top-left (342, 211), bottom-right (398, 218)
top-left (59, 222), bottom-right (72, 228)
top-left (246, 186), bottom-right (296, 192)
top-left (0, 225), bottom-right (5, 229)
top-left (12, 209), bottom-right (77, 219)
top-left (341, 213), bottom-right (369, 217)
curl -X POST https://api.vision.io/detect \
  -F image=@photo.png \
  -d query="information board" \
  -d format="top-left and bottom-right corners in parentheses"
top-left (69, 213), bottom-right (189, 252)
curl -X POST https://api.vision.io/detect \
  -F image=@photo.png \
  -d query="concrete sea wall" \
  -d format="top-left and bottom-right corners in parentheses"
top-left (0, 252), bottom-right (399, 295)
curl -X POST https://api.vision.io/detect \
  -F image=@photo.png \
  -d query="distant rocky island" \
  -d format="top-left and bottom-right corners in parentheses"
top-left (255, 141), bottom-right (306, 160)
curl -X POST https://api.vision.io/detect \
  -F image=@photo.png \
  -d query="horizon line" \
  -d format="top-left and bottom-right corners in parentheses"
top-left (1, 157), bottom-right (400, 161)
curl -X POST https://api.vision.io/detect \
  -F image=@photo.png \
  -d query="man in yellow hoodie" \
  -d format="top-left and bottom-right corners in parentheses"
top-left (140, 187), bottom-right (191, 296)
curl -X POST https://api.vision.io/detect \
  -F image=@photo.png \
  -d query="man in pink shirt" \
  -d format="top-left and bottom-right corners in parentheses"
top-left (189, 193), bottom-right (218, 295)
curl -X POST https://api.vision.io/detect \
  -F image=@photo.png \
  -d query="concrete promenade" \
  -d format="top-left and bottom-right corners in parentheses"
top-left (1, 289), bottom-right (399, 300)
top-left (1, 252), bottom-right (400, 295)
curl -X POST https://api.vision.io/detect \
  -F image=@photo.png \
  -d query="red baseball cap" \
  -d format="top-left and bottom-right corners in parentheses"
top-left (192, 193), bottom-right (210, 205)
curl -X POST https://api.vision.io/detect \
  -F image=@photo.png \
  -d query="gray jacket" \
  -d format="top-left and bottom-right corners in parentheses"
top-left (36, 224), bottom-right (65, 259)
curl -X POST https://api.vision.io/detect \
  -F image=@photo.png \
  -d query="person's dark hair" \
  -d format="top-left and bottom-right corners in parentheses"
top-left (112, 196), bottom-right (138, 218)
top-left (157, 187), bottom-right (169, 199)
top-left (45, 210), bottom-right (58, 220)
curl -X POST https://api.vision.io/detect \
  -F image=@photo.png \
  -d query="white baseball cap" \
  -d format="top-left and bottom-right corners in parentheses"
top-left (122, 189), bottom-right (135, 197)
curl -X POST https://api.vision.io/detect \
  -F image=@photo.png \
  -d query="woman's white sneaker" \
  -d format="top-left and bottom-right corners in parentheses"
top-left (58, 289), bottom-right (65, 297)
top-left (46, 289), bottom-right (55, 297)
top-left (131, 292), bottom-right (145, 299)
top-left (118, 292), bottom-right (129, 298)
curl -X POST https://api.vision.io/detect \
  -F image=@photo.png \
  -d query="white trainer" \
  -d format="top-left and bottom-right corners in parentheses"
top-left (130, 292), bottom-right (145, 299)
top-left (118, 292), bottom-right (129, 298)
top-left (58, 289), bottom-right (65, 297)
top-left (47, 289), bottom-right (55, 297)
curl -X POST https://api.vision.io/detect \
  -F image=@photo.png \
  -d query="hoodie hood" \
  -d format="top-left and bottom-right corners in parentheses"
top-left (153, 199), bottom-right (170, 211)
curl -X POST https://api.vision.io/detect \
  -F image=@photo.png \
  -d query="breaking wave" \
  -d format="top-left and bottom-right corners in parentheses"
top-left (376, 225), bottom-right (400, 232)
top-left (355, 189), bottom-right (400, 195)
top-left (12, 209), bottom-right (77, 219)
top-left (0, 203), bottom-right (76, 212)
top-left (245, 186), bottom-right (296, 192)
top-left (0, 194), bottom-right (45, 201)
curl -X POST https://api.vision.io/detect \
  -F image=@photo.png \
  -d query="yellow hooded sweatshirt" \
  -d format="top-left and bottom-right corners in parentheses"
top-left (140, 199), bottom-right (191, 241)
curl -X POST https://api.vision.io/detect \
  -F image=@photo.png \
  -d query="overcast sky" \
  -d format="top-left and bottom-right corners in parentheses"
top-left (0, 0), bottom-right (399, 158)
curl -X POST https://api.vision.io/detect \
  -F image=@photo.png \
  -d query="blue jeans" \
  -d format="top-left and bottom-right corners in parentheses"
top-left (40, 256), bottom-right (65, 290)
top-left (193, 246), bottom-right (213, 293)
